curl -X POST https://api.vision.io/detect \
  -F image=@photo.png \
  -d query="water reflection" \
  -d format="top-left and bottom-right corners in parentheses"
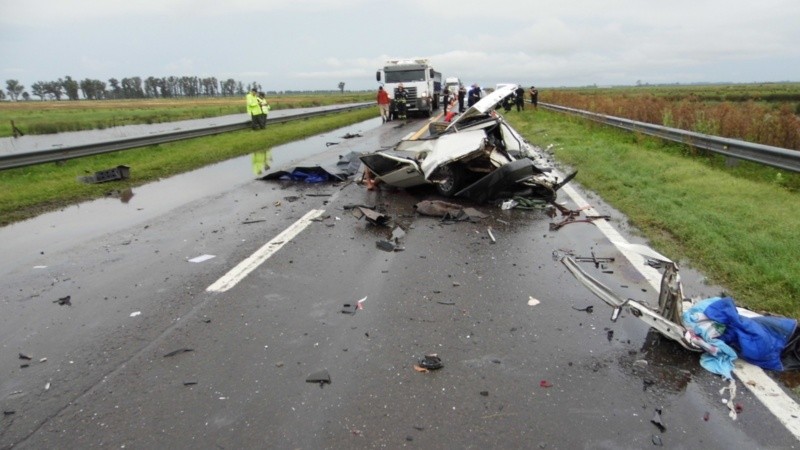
top-left (251, 149), bottom-right (274, 176)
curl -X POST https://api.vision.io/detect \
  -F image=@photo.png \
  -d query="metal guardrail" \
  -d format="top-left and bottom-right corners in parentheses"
top-left (0, 103), bottom-right (373, 170)
top-left (540, 102), bottom-right (800, 173)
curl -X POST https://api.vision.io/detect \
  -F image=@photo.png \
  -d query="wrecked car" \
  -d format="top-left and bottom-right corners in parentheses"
top-left (359, 85), bottom-right (575, 203)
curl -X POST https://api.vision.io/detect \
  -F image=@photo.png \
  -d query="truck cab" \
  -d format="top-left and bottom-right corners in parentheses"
top-left (377, 59), bottom-right (441, 117)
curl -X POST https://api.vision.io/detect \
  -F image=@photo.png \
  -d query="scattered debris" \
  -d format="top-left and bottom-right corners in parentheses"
top-left (550, 215), bottom-right (611, 231)
top-left (241, 219), bottom-right (267, 225)
top-left (652, 435), bottom-right (663, 446)
top-left (651, 408), bottom-right (666, 433)
top-left (487, 227), bottom-right (496, 243)
top-left (528, 297), bottom-right (541, 306)
top-left (572, 305), bottom-right (594, 313)
top-left (3, 410), bottom-right (15, 416)
top-left (417, 354), bottom-right (444, 371)
top-left (183, 381), bottom-right (198, 386)
top-left (480, 391), bottom-right (489, 396)
top-left (130, 311), bottom-right (142, 317)
top-left (342, 132), bottom-right (362, 139)
top-left (341, 303), bottom-right (357, 315)
top-left (574, 253), bottom-right (615, 268)
top-left (44, 382), bottom-right (50, 391)
top-left (163, 348), bottom-right (194, 358)
top-left (18, 353), bottom-right (32, 361)
top-left (351, 206), bottom-right (390, 226)
top-left (437, 301), bottom-right (456, 306)
top-left (501, 199), bottom-right (518, 210)
top-left (539, 380), bottom-right (553, 388)
top-left (78, 165), bottom-right (131, 184)
top-left (414, 200), bottom-right (487, 222)
top-left (376, 240), bottom-right (397, 252)
top-left (306, 369), bottom-right (331, 387)
top-left (357, 296), bottom-right (367, 309)
top-left (53, 295), bottom-right (72, 306)
top-left (188, 254), bottom-right (215, 263)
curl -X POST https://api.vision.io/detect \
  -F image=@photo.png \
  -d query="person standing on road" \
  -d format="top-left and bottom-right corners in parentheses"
top-left (442, 86), bottom-right (451, 116)
top-left (467, 84), bottom-right (481, 107)
top-left (376, 86), bottom-right (391, 123)
top-left (246, 88), bottom-right (262, 130)
top-left (457, 84), bottom-right (467, 112)
top-left (529, 86), bottom-right (539, 109)
top-left (394, 84), bottom-right (408, 120)
top-left (257, 92), bottom-right (271, 129)
top-left (515, 85), bottom-right (526, 111)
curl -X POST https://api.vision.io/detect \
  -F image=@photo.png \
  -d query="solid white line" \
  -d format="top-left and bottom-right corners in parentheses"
top-left (560, 182), bottom-right (800, 440)
top-left (206, 209), bottom-right (325, 293)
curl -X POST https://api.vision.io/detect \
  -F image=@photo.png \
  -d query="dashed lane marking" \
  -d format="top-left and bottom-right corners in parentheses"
top-left (206, 209), bottom-right (326, 293)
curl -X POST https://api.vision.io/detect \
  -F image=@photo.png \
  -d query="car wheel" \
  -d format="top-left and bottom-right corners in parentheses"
top-left (434, 164), bottom-right (464, 197)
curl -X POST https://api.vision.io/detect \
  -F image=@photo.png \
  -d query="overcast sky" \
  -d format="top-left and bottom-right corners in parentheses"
top-left (1, 0), bottom-right (798, 93)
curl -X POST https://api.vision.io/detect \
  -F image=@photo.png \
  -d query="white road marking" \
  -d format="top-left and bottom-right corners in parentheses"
top-left (206, 209), bottom-right (325, 293)
top-left (559, 183), bottom-right (800, 439)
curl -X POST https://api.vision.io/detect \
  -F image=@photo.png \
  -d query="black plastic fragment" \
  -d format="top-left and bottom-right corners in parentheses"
top-left (163, 348), bottom-right (194, 358)
top-left (53, 295), bottom-right (72, 306)
top-left (306, 369), bottom-right (331, 387)
top-left (419, 354), bottom-right (443, 370)
top-left (341, 304), bottom-right (357, 315)
top-left (651, 408), bottom-right (666, 433)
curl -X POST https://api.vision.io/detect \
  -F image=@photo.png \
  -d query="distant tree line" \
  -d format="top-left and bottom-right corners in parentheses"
top-left (3, 76), bottom-right (270, 101)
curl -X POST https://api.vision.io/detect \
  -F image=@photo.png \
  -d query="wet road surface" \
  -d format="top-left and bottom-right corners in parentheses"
top-left (1, 116), bottom-right (798, 448)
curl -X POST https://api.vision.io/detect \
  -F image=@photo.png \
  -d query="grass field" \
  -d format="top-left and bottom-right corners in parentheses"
top-left (542, 83), bottom-right (800, 150)
top-left (507, 108), bottom-right (800, 318)
top-left (0, 92), bottom-right (373, 137)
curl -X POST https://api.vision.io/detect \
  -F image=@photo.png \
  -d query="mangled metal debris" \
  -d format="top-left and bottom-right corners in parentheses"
top-left (561, 247), bottom-right (800, 378)
top-left (359, 85), bottom-right (575, 203)
top-left (351, 206), bottom-right (390, 226)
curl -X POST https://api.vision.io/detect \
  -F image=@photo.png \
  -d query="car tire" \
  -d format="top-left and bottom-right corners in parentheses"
top-left (434, 164), bottom-right (464, 197)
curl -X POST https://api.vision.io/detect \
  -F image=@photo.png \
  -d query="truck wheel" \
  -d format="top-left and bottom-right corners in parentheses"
top-left (434, 164), bottom-right (464, 197)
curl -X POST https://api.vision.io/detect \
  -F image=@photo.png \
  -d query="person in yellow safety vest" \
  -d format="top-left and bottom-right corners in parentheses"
top-left (246, 88), bottom-right (262, 130)
top-left (257, 92), bottom-right (271, 129)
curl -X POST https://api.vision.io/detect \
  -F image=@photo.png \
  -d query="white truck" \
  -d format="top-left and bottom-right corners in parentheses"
top-left (443, 77), bottom-right (461, 96)
top-left (376, 59), bottom-right (441, 117)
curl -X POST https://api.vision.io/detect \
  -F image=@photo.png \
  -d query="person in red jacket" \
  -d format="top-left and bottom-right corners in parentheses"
top-left (376, 86), bottom-right (391, 123)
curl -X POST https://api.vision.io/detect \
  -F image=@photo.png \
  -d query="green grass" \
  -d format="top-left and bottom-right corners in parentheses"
top-left (0, 107), bottom-right (378, 225)
top-left (507, 109), bottom-right (800, 318)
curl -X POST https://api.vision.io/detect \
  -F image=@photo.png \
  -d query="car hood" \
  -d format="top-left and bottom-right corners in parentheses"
top-left (446, 84), bottom-right (518, 130)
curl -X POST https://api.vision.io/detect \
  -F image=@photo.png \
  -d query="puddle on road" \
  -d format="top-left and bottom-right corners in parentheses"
top-left (0, 117), bottom-right (382, 274)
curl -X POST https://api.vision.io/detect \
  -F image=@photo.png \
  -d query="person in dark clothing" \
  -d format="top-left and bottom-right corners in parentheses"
top-left (394, 84), bottom-right (408, 120)
top-left (467, 84), bottom-right (481, 107)
top-left (457, 84), bottom-right (467, 112)
top-left (529, 86), bottom-right (539, 109)
top-left (515, 85), bottom-right (526, 111)
top-left (442, 87), bottom-right (451, 116)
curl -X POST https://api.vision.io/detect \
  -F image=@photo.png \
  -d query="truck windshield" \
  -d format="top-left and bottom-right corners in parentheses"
top-left (385, 69), bottom-right (426, 83)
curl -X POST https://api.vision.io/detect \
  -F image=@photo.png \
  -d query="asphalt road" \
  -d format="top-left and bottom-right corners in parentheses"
top-left (1, 116), bottom-right (798, 449)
